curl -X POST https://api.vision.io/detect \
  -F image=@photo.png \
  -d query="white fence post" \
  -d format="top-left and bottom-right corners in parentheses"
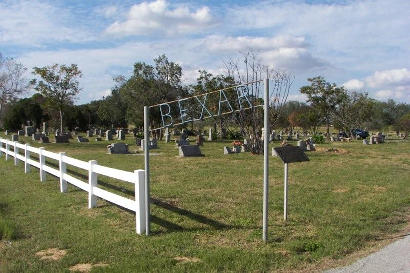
top-left (24, 144), bottom-right (30, 173)
top-left (88, 160), bottom-right (98, 208)
top-left (39, 147), bottom-right (46, 182)
top-left (134, 170), bottom-right (146, 235)
top-left (59, 152), bottom-right (67, 193)
top-left (5, 141), bottom-right (9, 160)
top-left (13, 141), bottom-right (18, 165)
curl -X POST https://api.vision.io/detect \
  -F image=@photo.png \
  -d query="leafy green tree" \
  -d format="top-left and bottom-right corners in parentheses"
top-left (2, 95), bottom-right (46, 130)
top-left (117, 55), bottom-right (185, 128)
top-left (300, 76), bottom-right (346, 138)
top-left (333, 91), bottom-right (374, 134)
top-left (31, 64), bottom-right (82, 132)
top-left (398, 113), bottom-right (410, 138)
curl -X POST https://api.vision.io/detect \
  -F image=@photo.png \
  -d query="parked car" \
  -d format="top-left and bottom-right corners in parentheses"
top-left (351, 129), bottom-right (369, 139)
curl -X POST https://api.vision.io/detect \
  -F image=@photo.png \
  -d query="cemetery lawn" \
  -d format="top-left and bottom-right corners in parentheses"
top-left (0, 135), bottom-right (409, 272)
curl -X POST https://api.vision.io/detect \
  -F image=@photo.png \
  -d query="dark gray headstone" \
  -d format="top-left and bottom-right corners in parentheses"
top-left (105, 130), bottom-right (113, 141)
top-left (40, 136), bottom-right (50, 143)
top-left (55, 135), bottom-right (69, 143)
top-left (11, 134), bottom-right (18, 141)
top-left (95, 137), bottom-right (102, 141)
top-left (32, 133), bottom-right (44, 141)
top-left (179, 145), bottom-right (204, 157)
top-left (18, 130), bottom-right (24, 136)
top-left (77, 136), bottom-right (89, 142)
top-left (107, 143), bottom-right (129, 154)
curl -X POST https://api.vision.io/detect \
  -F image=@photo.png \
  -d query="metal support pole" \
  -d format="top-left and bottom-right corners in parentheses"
top-left (263, 78), bottom-right (269, 242)
top-left (284, 163), bottom-right (288, 221)
top-left (144, 106), bottom-right (150, 236)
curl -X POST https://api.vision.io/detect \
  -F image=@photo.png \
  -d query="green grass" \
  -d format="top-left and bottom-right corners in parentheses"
top-left (0, 133), bottom-right (409, 272)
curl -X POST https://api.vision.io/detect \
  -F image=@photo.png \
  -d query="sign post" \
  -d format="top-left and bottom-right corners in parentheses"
top-left (263, 78), bottom-right (269, 242)
top-left (273, 146), bottom-right (309, 221)
top-left (144, 106), bottom-right (150, 235)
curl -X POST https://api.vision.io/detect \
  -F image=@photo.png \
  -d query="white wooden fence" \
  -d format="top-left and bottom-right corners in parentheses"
top-left (0, 138), bottom-right (146, 234)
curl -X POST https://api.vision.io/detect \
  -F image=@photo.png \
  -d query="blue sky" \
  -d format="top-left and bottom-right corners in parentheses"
top-left (1, 0), bottom-right (409, 104)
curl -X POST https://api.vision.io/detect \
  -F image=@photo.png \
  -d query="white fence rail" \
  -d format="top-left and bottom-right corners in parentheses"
top-left (0, 138), bottom-right (146, 234)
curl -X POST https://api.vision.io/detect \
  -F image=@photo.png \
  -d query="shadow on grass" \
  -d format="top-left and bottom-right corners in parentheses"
top-left (24, 160), bottom-right (248, 234)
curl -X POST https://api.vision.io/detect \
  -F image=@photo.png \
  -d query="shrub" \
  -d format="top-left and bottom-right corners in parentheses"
top-left (312, 134), bottom-right (325, 144)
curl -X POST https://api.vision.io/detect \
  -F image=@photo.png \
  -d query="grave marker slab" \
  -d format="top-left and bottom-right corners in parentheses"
top-left (107, 143), bottom-right (129, 154)
top-left (179, 145), bottom-right (204, 157)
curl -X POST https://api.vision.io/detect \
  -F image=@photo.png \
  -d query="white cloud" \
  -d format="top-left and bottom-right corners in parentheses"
top-left (345, 68), bottom-right (410, 102)
top-left (203, 35), bottom-right (326, 72)
top-left (205, 35), bottom-right (307, 52)
top-left (0, 0), bottom-right (91, 46)
top-left (105, 0), bottom-right (214, 36)
top-left (365, 68), bottom-right (410, 88)
top-left (343, 79), bottom-right (365, 90)
top-left (226, 0), bottom-right (410, 72)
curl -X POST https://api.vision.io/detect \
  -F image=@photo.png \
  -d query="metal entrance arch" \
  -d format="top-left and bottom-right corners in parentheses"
top-left (142, 78), bottom-right (288, 241)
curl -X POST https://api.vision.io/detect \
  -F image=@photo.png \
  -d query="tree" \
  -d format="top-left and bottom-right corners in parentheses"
top-left (31, 64), bottom-right (82, 132)
top-left (117, 55), bottom-right (185, 128)
top-left (0, 53), bottom-right (30, 125)
top-left (333, 91), bottom-right (374, 134)
top-left (300, 76), bottom-right (346, 139)
top-left (398, 113), bottom-right (410, 138)
top-left (224, 52), bottom-right (292, 153)
top-left (2, 94), bottom-right (46, 130)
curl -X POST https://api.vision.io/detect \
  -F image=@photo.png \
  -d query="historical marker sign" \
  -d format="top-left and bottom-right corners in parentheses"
top-left (273, 146), bottom-right (309, 164)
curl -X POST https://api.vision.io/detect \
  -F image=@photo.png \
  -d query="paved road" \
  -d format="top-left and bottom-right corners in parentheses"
top-left (324, 235), bottom-right (410, 273)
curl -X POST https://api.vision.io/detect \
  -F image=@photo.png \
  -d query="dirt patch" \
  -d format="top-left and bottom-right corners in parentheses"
top-left (316, 147), bottom-right (349, 154)
top-left (69, 263), bottom-right (108, 272)
top-left (174, 256), bottom-right (201, 264)
top-left (35, 248), bottom-right (67, 261)
top-left (374, 186), bottom-right (387, 192)
top-left (333, 188), bottom-right (349, 193)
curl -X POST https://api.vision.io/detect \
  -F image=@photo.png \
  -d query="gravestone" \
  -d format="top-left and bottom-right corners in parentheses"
top-left (241, 144), bottom-right (249, 152)
top-left (25, 126), bottom-right (35, 137)
top-left (95, 137), bottom-right (102, 142)
top-left (140, 139), bottom-right (158, 150)
top-left (287, 133), bottom-right (292, 141)
top-left (179, 145), bottom-right (204, 157)
top-left (11, 134), bottom-right (18, 141)
top-left (196, 134), bottom-right (205, 146)
top-left (118, 130), bottom-right (125, 140)
top-left (363, 139), bottom-right (369, 145)
top-left (4, 130), bottom-right (8, 135)
top-left (224, 146), bottom-right (233, 154)
top-left (208, 128), bottom-right (214, 141)
top-left (77, 136), bottom-right (89, 142)
top-left (270, 132), bottom-right (276, 142)
top-left (66, 131), bottom-right (73, 139)
top-left (106, 130), bottom-right (113, 141)
top-left (135, 138), bottom-right (142, 146)
top-left (86, 130), bottom-right (93, 137)
top-left (297, 140), bottom-right (307, 151)
top-left (164, 127), bottom-right (171, 143)
top-left (40, 136), bottom-right (50, 143)
top-left (18, 130), bottom-right (24, 136)
top-left (176, 139), bottom-right (190, 147)
top-left (42, 122), bottom-right (47, 134)
top-left (32, 133), bottom-right (43, 141)
top-left (107, 143), bottom-right (129, 154)
top-left (306, 139), bottom-right (315, 151)
top-left (55, 135), bottom-right (69, 143)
